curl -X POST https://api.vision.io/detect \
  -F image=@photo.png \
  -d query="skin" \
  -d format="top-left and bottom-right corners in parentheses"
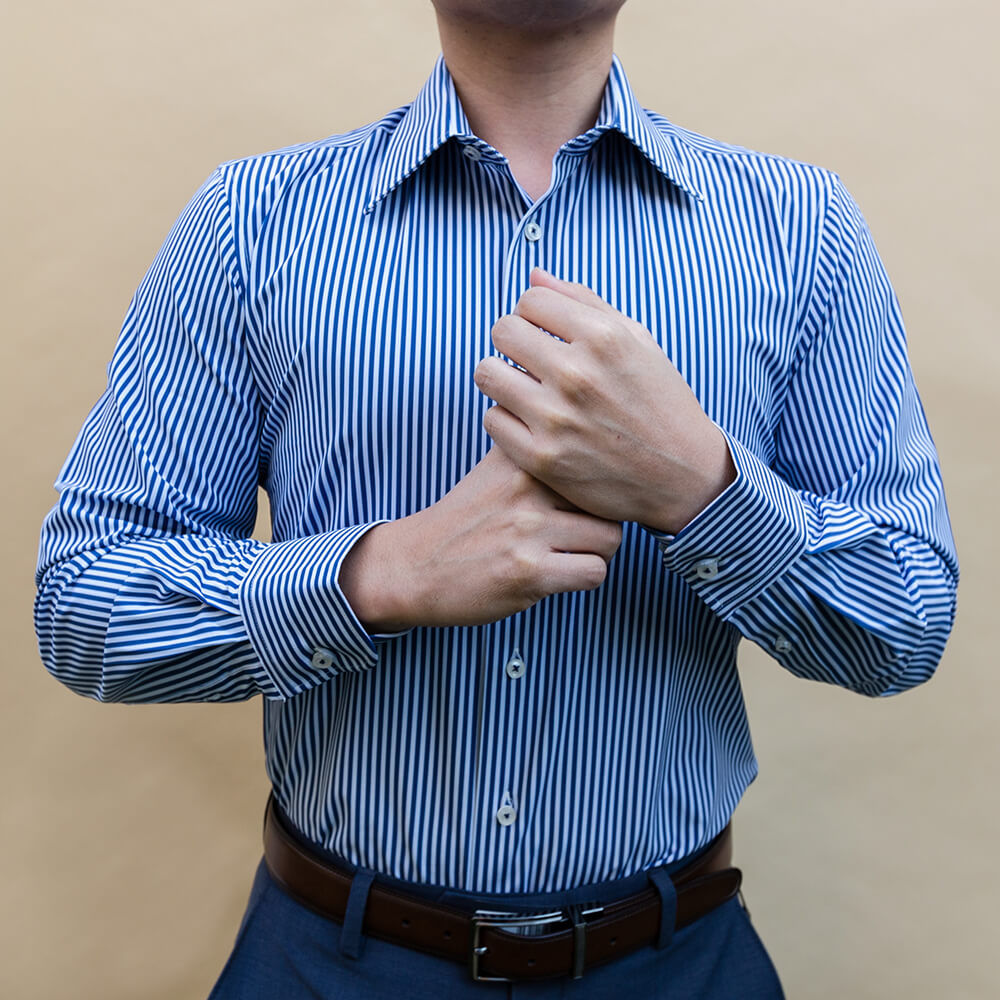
top-left (476, 268), bottom-right (735, 532)
top-left (430, 0), bottom-right (627, 200)
top-left (338, 1), bottom-right (734, 633)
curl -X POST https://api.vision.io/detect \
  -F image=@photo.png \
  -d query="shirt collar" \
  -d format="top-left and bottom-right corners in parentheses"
top-left (595, 55), bottom-right (705, 202)
top-left (365, 54), bottom-right (705, 211)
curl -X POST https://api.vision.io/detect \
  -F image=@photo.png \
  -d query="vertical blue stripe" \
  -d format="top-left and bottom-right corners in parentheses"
top-left (35, 55), bottom-right (957, 893)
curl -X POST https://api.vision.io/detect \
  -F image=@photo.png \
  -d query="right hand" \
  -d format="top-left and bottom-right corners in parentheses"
top-left (338, 447), bottom-right (622, 632)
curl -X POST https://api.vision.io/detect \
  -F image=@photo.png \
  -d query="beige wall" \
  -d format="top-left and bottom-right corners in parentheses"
top-left (3, 2), bottom-right (996, 997)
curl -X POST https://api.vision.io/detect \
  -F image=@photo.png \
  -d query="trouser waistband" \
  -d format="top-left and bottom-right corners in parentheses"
top-left (262, 794), bottom-right (742, 982)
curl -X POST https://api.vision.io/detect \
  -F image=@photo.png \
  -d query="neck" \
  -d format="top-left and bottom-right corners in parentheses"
top-left (434, 12), bottom-right (618, 199)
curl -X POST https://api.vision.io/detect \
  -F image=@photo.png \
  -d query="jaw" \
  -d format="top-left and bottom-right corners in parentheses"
top-left (430, 0), bottom-right (627, 33)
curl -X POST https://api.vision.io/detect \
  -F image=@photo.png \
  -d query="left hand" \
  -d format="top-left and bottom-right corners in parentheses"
top-left (473, 268), bottom-right (736, 535)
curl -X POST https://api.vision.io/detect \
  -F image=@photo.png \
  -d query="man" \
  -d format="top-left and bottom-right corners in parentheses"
top-left (35, 1), bottom-right (958, 996)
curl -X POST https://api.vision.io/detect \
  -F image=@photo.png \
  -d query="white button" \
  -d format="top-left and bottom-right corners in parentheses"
top-left (693, 558), bottom-right (720, 581)
top-left (462, 144), bottom-right (482, 162)
top-left (524, 221), bottom-right (542, 242)
top-left (496, 804), bottom-right (517, 826)
top-left (310, 648), bottom-right (335, 670)
top-left (505, 651), bottom-right (526, 679)
top-left (772, 635), bottom-right (792, 653)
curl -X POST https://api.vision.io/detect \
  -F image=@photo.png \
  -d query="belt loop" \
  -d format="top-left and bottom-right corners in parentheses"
top-left (567, 904), bottom-right (587, 979)
top-left (647, 868), bottom-right (677, 950)
top-left (339, 869), bottom-right (376, 960)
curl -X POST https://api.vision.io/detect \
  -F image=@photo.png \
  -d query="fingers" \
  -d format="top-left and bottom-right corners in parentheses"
top-left (483, 442), bottom-right (622, 562)
top-left (474, 356), bottom-right (541, 423)
top-left (545, 510), bottom-right (622, 562)
top-left (481, 404), bottom-right (535, 471)
top-left (489, 314), bottom-right (562, 377)
top-left (538, 551), bottom-right (611, 595)
top-left (512, 286), bottom-right (599, 345)
top-left (546, 546), bottom-right (629, 594)
top-left (527, 267), bottom-right (618, 316)
top-left (513, 271), bottom-right (655, 364)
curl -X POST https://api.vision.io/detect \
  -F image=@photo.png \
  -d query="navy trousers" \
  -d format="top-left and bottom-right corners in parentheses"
top-left (208, 859), bottom-right (784, 999)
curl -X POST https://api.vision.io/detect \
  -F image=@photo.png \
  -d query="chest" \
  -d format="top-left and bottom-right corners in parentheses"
top-left (246, 144), bottom-right (798, 534)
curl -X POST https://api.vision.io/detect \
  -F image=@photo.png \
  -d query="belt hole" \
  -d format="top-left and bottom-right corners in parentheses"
top-left (527, 959), bottom-right (536, 968)
top-left (443, 929), bottom-right (452, 940)
top-left (401, 918), bottom-right (410, 928)
top-left (610, 937), bottom-right (618, 947)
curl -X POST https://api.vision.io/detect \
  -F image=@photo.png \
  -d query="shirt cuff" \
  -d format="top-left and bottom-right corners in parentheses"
top-left (238, 522), bottom-right (391, 699)
top-left (650, 432), bottom-right (809, 619)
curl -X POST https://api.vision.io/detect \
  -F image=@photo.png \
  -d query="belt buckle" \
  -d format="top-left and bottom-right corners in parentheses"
top-left (469, 909), bottom-right (565, 982)
top-left (469, 905), bottom-right (604, 982)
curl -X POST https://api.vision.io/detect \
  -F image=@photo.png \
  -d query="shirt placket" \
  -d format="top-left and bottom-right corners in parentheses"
top-left (467, 145), bottom-right (590, 890)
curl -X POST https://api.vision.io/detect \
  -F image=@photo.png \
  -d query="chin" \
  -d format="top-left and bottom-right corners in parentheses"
top-left (433, 1), bottom-right (626, 30)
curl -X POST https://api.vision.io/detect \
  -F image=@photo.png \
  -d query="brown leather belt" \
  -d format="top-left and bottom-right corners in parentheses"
top-left (263, 795), bottom-right (741, 982)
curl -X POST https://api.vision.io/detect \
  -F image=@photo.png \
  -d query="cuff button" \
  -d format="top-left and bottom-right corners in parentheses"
top-left (311, 648), bottom-right (336, 670)
top-left (693, 558), bottom-right (720, 581)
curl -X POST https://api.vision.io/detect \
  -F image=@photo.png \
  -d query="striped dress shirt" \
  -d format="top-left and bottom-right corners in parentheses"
top-left (36, 55), bottom-right (958, 894)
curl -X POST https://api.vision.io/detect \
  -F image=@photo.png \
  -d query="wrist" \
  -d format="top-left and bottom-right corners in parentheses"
top-left (339, 520), bottom-right (419, 633)
top-left (645, 429), bottom-right (736, 535)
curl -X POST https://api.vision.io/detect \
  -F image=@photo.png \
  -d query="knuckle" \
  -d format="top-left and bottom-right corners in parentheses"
top-left (537, 398), bottom-right (570, 435)
top-left (507, 463), bottom-right (536, 494)
top-left (588, 317), bottom-right (619, 354)
top-left (509, 505), bottom-right (541, 536)
top-left (560, 359), bottom-right (592, 400)
top-left (597, 315), bottom-right (619, 341)
top-left (532, 442), bottom-right (559, 478)
top-left (517, 286), bottom-right (548, 314)
top-left (508, 547), bottom-right (541, 589)
top-left (491, 315), bottom-right (516, 344)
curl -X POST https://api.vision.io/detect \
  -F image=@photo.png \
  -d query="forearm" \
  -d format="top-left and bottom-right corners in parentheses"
top-left (36, 514), bottom-right (385, 703)
top-left (656, 435), bottom-right (958, 695)
top-left (727, 532), bottom-right (957, 695)
top-left (36, 534), bottom-right (265, 703)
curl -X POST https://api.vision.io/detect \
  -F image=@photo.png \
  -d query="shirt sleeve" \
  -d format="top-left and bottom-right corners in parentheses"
top-left (34, 168), bottom-right (382, 703)
top-left (655, 177), bottom-right (959, 696)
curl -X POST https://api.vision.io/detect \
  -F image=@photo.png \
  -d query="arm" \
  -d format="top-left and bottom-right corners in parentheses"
top-left (36, 171), bottom-right (621, 703)
top-left (34, 169), bottom-right (379, 703)
top-left (654, 181), bottom-right (957, 695)
top-left (474, 181), bottom-right (958, 696)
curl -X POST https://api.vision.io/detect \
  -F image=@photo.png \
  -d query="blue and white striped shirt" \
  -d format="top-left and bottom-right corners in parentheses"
top-left (36, 56), bottom-right (957, 893)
